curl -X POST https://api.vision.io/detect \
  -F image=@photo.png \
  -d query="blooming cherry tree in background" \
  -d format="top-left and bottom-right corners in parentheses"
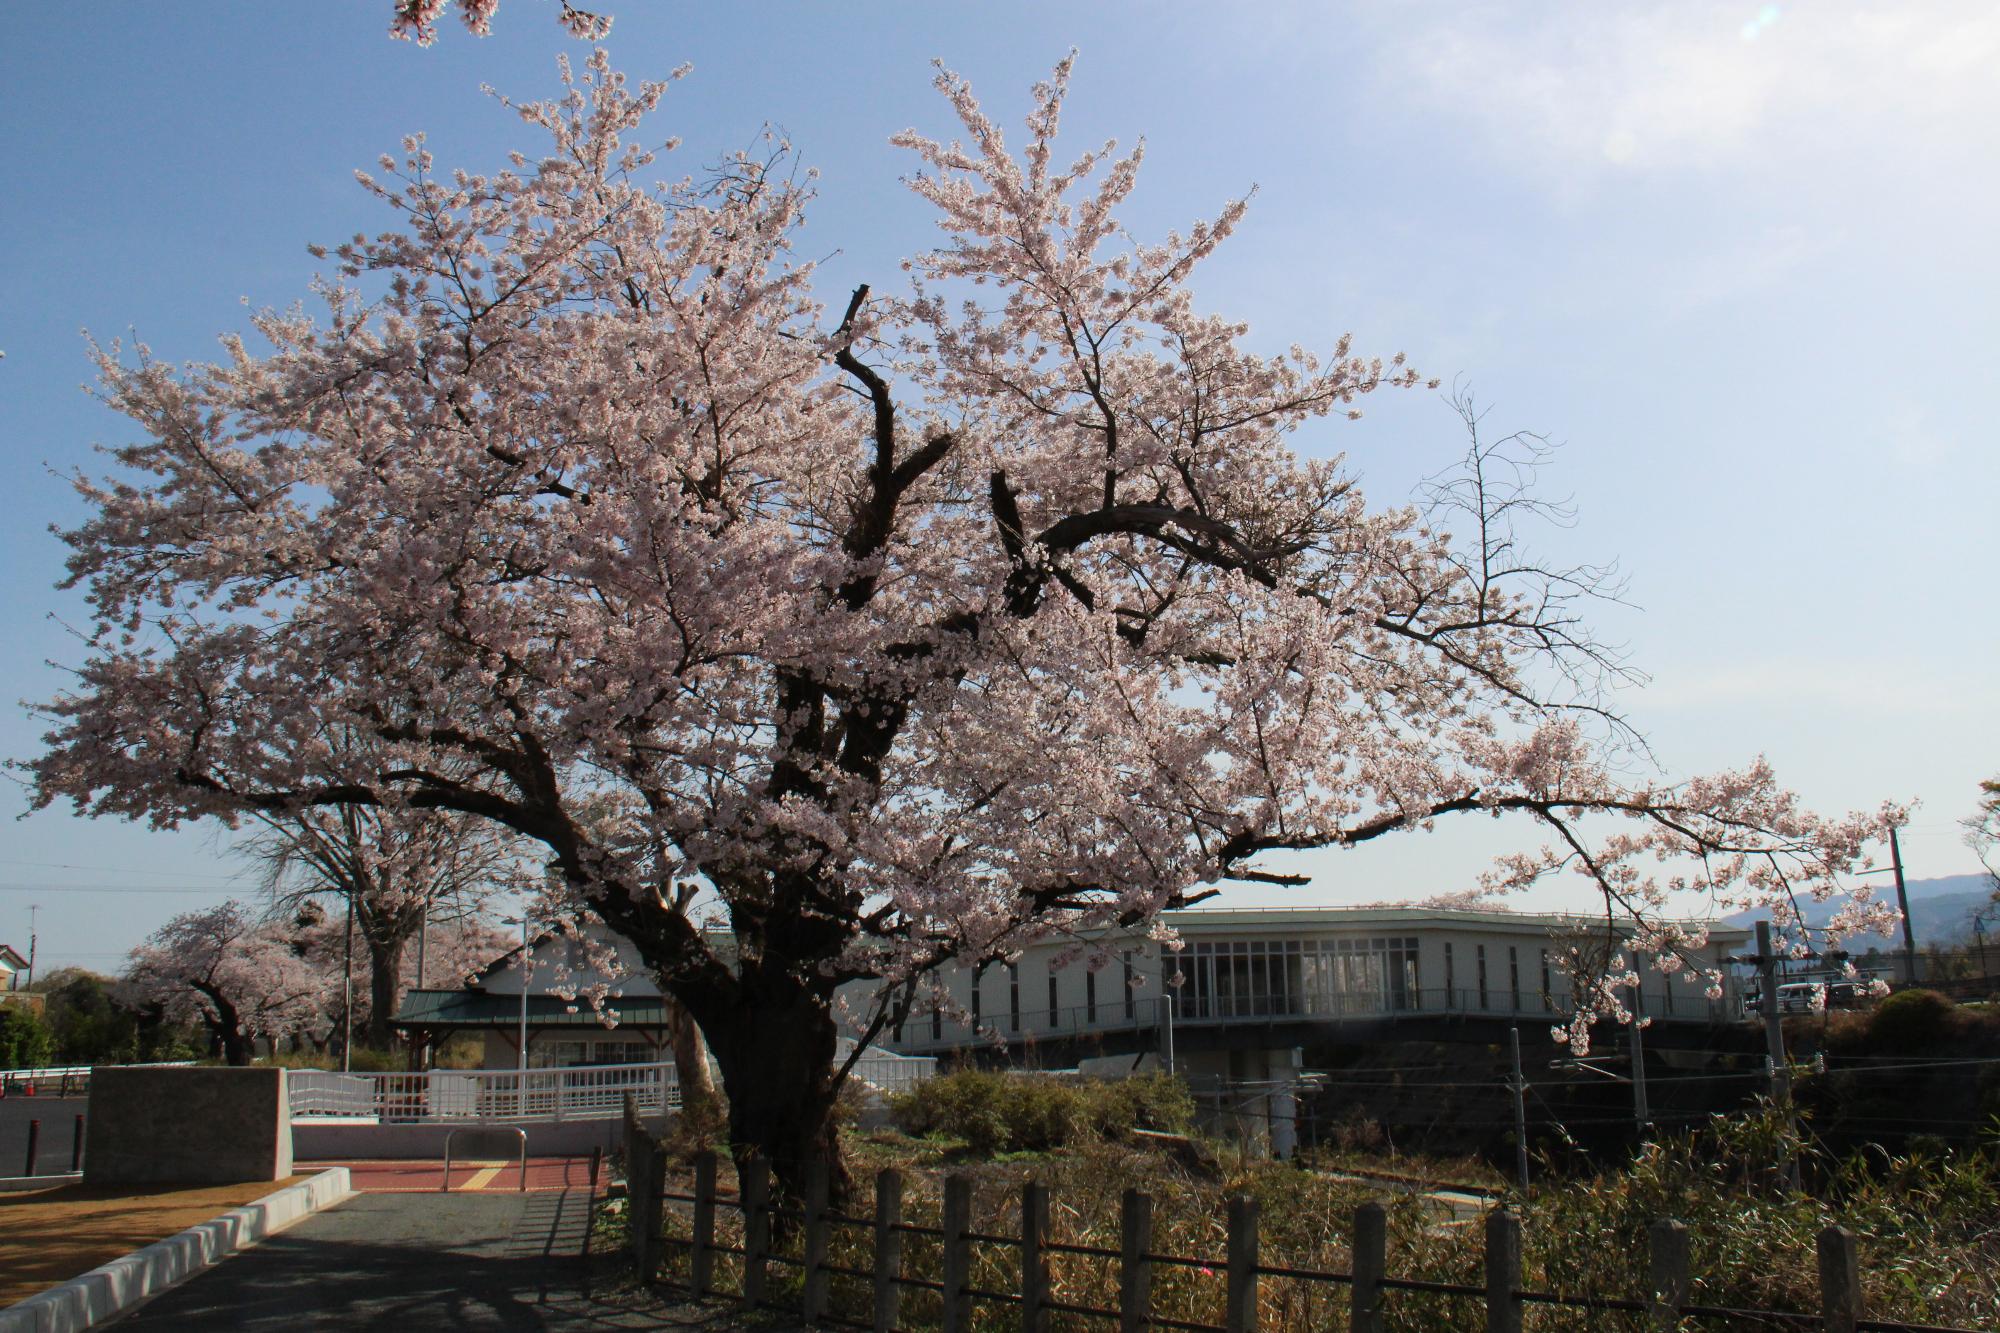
top-left (288, 901), bottom-right (513, 1051)
top-left (31, 53), bottom-right (1900, 1192)
top-left (118, 903), bottom-right (325, 1066)
top-left (245, 765), bottom-right (531, 1048)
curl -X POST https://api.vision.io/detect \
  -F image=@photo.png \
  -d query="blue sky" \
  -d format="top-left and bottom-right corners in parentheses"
top-left (3, 2), bottom-right (1995, 973)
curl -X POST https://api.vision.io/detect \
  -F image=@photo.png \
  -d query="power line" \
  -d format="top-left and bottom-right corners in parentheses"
top-left (0, 858), bottom-right (248, 883)
top-left (0, 883), bottom-right (245, 895)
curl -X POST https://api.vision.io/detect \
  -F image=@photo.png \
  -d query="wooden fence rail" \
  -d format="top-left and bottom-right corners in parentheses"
top-left (617, 1115), bottom-right (1976, 1332)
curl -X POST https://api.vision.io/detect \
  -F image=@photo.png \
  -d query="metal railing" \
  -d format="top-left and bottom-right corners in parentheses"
top-left (0, 1061), bottom-right (194, 1100)
top-left (288, 1051), bottom-right (936, 1123)
top-left (288, 1059), bottom-right (683, 1123)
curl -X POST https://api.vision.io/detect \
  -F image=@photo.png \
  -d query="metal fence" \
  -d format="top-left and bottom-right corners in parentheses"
top-left (621, 1151), bottom-right (1984, 1333)
top-left (288, 1052), bottom-right (936, 1123)
top-left (0, 1061), bottom-right (196, 1100)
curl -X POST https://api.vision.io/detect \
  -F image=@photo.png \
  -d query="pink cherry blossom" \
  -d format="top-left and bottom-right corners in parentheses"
top-left (30, 53), bottom-right (1902, 1184)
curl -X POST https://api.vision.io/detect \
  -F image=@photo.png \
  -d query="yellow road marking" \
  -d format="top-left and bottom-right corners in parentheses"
top-left (456, 1160), bottom-right (508, 1191)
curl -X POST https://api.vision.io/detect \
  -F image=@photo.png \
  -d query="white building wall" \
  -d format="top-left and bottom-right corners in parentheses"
top-left (850, 908), bottom-right (1749, 1054)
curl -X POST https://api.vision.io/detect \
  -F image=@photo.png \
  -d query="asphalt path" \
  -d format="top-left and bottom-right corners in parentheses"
top-left (0, 1095), bottom-right (87, 1178)
top-left (111, 1190), bottom-right (612, 1330)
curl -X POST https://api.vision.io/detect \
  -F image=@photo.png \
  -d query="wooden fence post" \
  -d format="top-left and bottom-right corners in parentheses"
top-left (1648, 1218), bottom-right (1690, 1330)
top-left (623, 1095), bottom-right (660, 1281)
top-left (1021, 1180), bottom-right (1050, 1332)
top-left (1120, 1188), bottom-right (1154, 1333)
top-left (1817, 1225), bottom-right (1861, 1333)
top-left (1350, 1201), bottom-right (1387, 1333)
top-left (803, 1159), bottom-right (832, 1324)
top-left (873, 1167), bottom-right (904, 1333)
top-left (941, 1173), bottom-right (973, 1333)
top-left (690, 1150), bottom-right (717, 1297)
top-left (741, 1155), bottom-right (770, 1312)
top-left (1485, 1206), bottom-right (1522, 1333)
top-left (1226, 1194), bottom-right (1260, 1333)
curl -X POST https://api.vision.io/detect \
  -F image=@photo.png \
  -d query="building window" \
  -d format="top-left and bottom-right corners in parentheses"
top-left (1181, 936), bottom-right (1420, 1019)
top-left (1123, 953), bottom-right (1135, 1020)
top-left (1477, 945), bottom-right (1490, 1010)
top-left (1444, 942), bottom-right (1455, 1007)
top-left (1048, 971), bottom-right (1060, 1028)
top-left (971, 966), bottom-right (982, 1029)
top-left (1509, 946), bottom-right (1521, 1012)
top-left (1539, 949), bottom-right (1553, 1010)
top-left (930, 1001), bottom-right (942, 1042)
top-left (1009, 963), bottom-right (1021, 1032)
top-left (1086, 969), bottom-right (1097, 1025)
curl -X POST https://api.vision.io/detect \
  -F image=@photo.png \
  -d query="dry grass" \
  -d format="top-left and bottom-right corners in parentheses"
top-left (0, 1176), bottom-right (308, 1306)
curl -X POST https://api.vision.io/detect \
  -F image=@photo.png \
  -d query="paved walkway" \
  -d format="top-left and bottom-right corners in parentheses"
top-left (109, 1189), bottom-right (629, 1330)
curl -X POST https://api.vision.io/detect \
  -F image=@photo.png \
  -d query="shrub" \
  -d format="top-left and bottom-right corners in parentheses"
top-left (888, 1069), bottom-right (1194, 1155)
top-left (1868, 988), bottom-right (1956, 1049)
top-left (0, 1004), bottom-right (57, 1070)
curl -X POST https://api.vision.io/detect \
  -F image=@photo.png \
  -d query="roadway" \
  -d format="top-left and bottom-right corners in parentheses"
top-left (0, 1093), bottom-right (86, 1179)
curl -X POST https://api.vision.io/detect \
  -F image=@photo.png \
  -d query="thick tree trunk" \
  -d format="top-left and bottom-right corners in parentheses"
top-left (364, 931), bottom-right (407, 1051)
top-left (663, 994), bottom-right (718, 1107)
top-left (686, 977), bottom-right (845, 1203)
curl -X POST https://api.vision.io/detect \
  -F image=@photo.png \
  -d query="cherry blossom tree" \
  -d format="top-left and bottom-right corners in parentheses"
top-left (246, 769), bottom-right (529, 1047)
top-left (31, 54), bottom-right (1900, 1193)
top-left (288, 901), bottom-right (513, 1051)
top-left (118, 903), bottom-right (326, 1065)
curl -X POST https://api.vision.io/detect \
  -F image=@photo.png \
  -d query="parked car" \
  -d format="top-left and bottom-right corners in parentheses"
top-left (1746, 979), bottom-right (1872, 1016)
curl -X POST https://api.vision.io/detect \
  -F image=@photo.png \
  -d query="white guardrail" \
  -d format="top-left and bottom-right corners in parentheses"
top-left (288, 1052), bottom-right (936, 1123)
top-left (0, 1061), bottom-right (195, 1097)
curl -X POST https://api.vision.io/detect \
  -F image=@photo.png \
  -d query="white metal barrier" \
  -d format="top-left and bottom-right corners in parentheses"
top-left (288, 1052), bottom-right (937, 1123)
top-left (288, 1059), bottom-right (682, 1123)
top-left (0, 1061), bottom-right (194, 1098)
top-left (848, 1050), bottom-right (938, 1094)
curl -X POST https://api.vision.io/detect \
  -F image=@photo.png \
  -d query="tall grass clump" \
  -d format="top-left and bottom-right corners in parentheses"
top-left (888, 1068), bottom-right (1193, 1155)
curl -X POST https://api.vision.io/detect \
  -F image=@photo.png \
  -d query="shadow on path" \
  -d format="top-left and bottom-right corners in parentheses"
top-left (109, 1189), bottom-right (626, 1330)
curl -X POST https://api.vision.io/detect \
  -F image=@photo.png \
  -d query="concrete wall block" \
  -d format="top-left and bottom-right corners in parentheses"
top-left (84, 1067), bottom-right (291, 1186)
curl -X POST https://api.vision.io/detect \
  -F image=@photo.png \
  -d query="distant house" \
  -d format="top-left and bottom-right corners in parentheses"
top-left (391, 923), bottom-right (676, 1070)
top-left (0, 944), bottom-right (43, 1017)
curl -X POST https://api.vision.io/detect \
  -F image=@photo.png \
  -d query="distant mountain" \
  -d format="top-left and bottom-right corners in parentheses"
top-left (1722, 874), bottom-right (1997, 946)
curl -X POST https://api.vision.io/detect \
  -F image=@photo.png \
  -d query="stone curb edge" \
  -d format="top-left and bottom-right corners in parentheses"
top-left (0, 1168), bottom-right (353, 1333)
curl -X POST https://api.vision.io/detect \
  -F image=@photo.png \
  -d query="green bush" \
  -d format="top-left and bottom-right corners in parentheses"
top-left (1868, 988), bottom-right (1956, 1049)
top-left (888, 1069), bottom-right (1193, 1156)
top-left (0, 1003), bottom-right (57, 1070)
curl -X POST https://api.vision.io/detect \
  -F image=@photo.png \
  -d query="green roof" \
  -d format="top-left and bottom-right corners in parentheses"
top-left (391, 988), bottom-right (672, 1030)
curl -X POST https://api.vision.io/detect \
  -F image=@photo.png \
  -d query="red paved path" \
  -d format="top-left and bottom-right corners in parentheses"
top-left (309, 1154), bottom-right (603, 1193)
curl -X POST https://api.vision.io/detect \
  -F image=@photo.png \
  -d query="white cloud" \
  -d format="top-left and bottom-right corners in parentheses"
top-left (1361, 2), bottom-right (2000, 180)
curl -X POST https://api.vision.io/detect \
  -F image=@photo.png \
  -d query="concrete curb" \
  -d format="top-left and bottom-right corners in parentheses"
top-left (0, 1168), bottom-right (352, 1333)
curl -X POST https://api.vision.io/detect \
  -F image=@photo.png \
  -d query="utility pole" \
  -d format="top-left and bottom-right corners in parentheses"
top-left (415, 899), bottom-right (429, 992)
top-left (340, 892), bottom-right (356, 1073)
top-left (1754, 921), bottom-right (1791, 1104)
top-left (516, 913), bottom-right (532, 1073)
top-left (25, 905), bottom-right (38, 990)
top-left (1889, 826), bottom-right (1917, 986)
top-left (1751, 920), bottom-right (1800, 1191)
top-left (1629, 962), bottom-right (1651, 1136)
top-left (1508, 1026), bottom-right (1530, 1194)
